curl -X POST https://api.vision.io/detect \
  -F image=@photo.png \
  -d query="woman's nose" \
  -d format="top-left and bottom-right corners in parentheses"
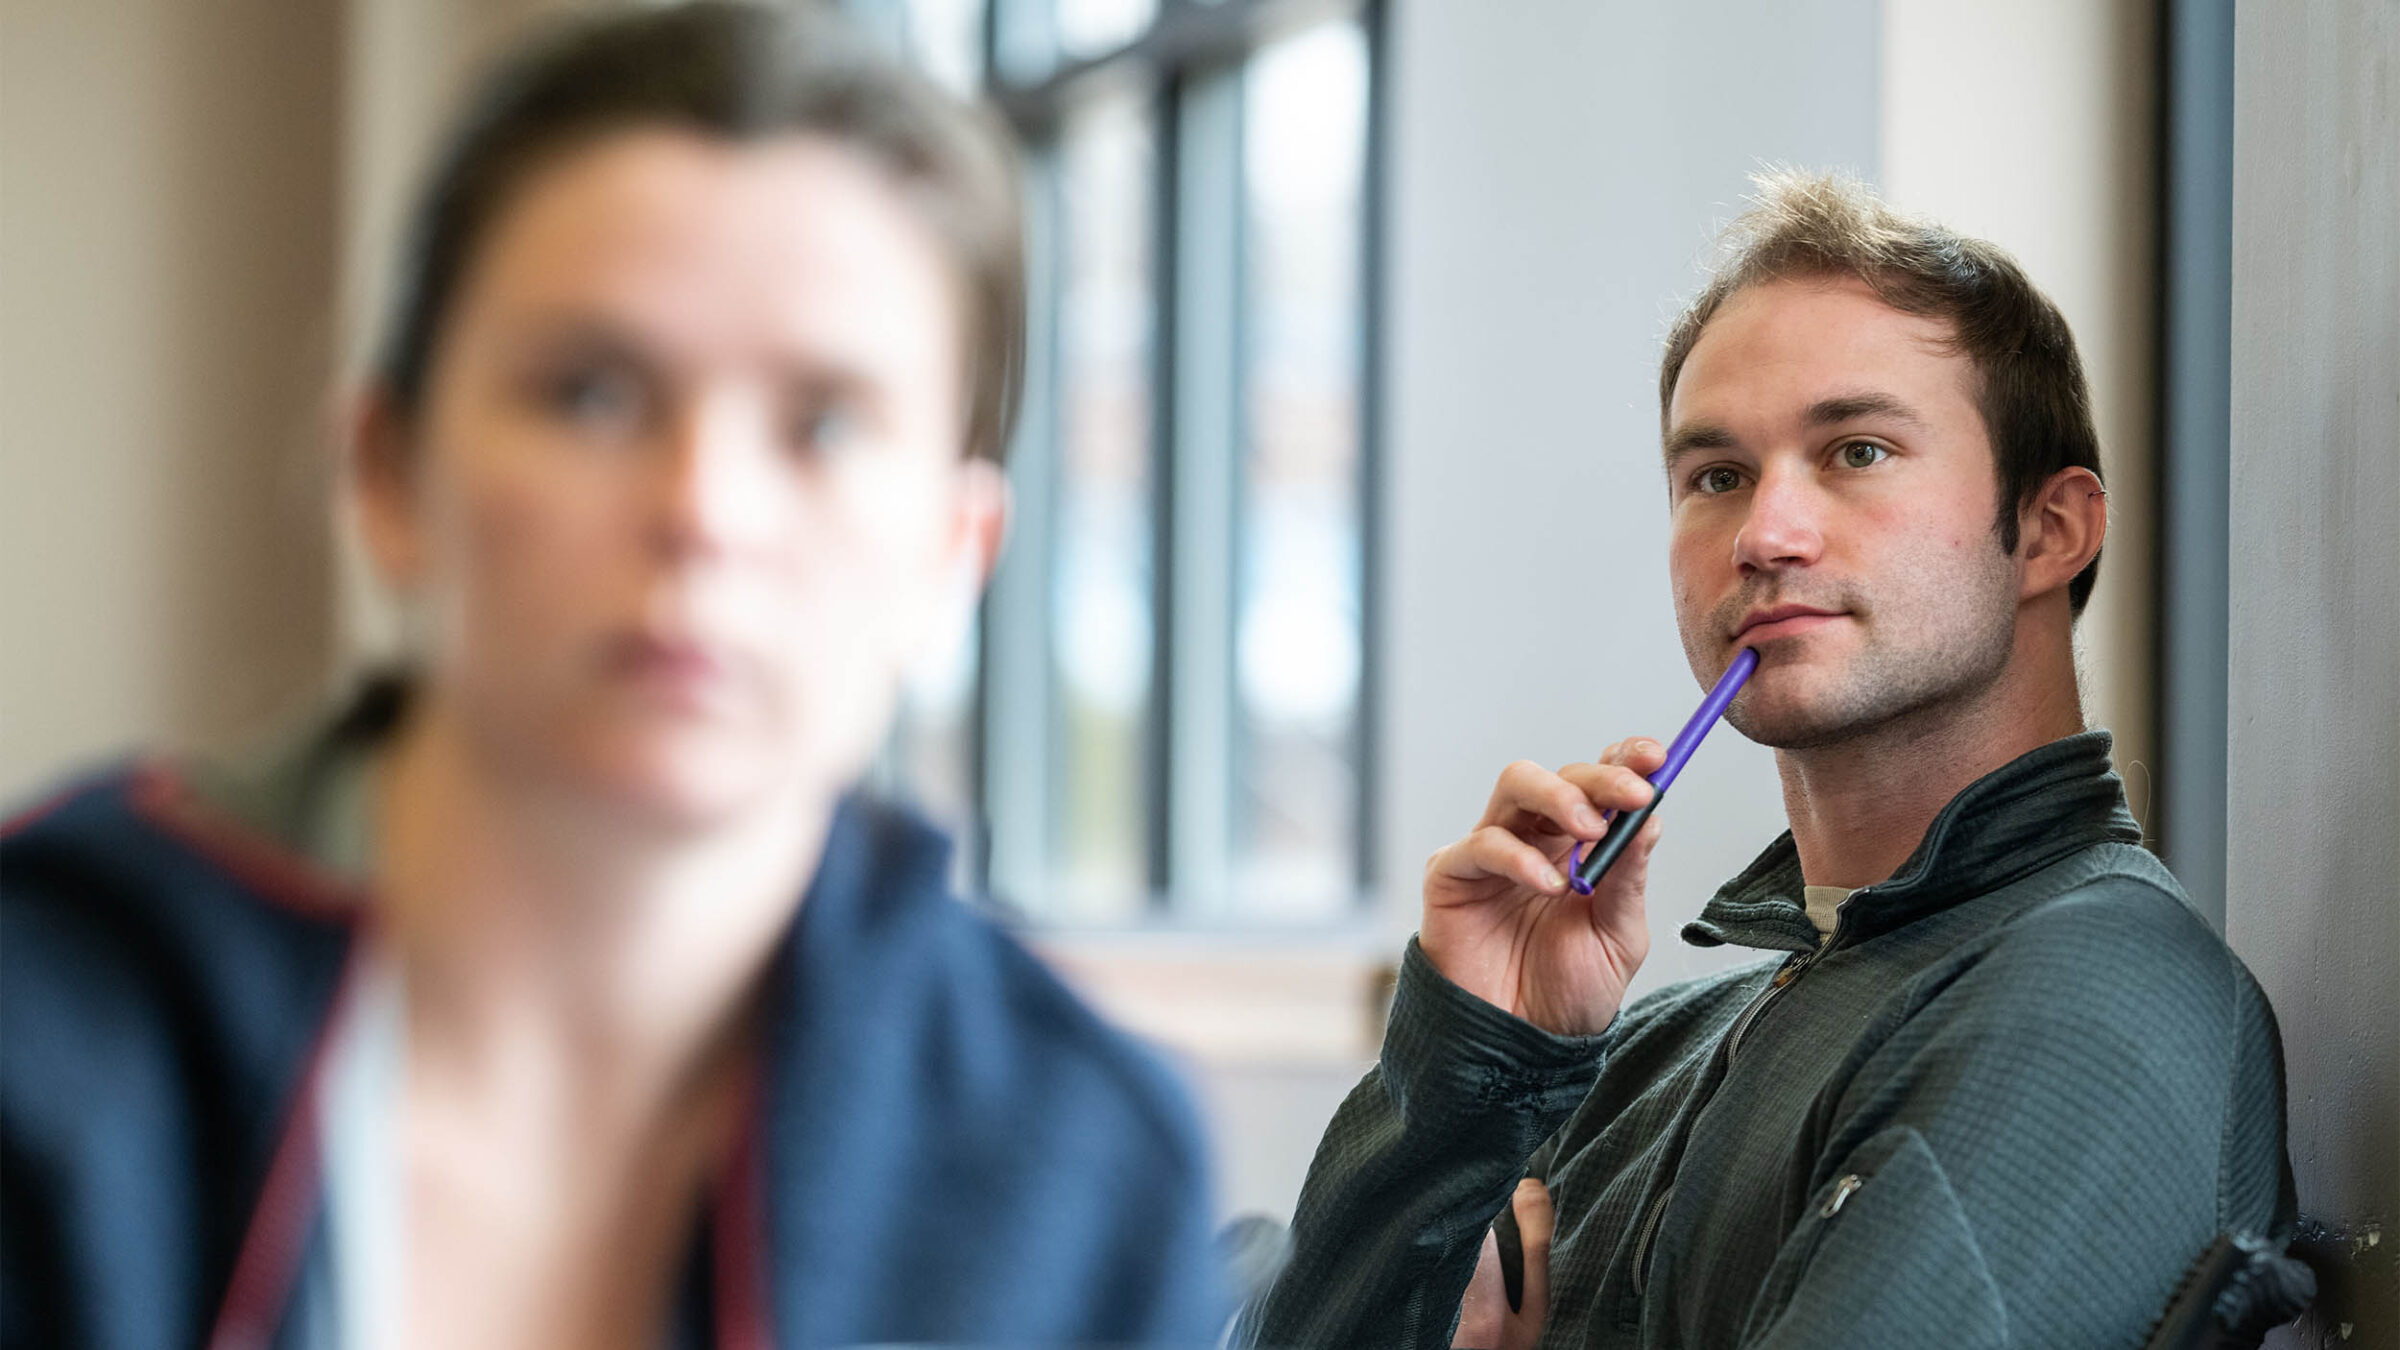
top-left (651, 400), bottom-right (786, 558)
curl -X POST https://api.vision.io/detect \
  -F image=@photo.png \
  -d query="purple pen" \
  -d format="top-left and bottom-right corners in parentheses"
top-left (1567, 646), bottom-right (1759, 895)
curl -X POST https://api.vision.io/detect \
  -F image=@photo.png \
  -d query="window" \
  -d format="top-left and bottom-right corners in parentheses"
top-left (861, 0), bottom-right (1380, 927)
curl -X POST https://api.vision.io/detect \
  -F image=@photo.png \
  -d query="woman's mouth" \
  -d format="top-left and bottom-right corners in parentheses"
top-left (604, 632), bottom-right (735, 709)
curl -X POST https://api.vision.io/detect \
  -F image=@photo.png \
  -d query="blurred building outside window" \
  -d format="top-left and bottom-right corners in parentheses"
top-left (855, 0), bottom-right (1379, 931)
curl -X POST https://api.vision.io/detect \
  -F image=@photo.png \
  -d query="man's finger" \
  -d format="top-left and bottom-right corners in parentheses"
top-left (1557, 761), bottom-right (1658, 819)
top-left (1481, 760), bottom-right (1610, 840)
top-left (1504, 1177), bottom-right (1555, 1350)
top-left (1578, 817), bottom-right (1663, 974)
top-left (1598, 736), bottom-right (1667, 774)
top-left (1428, 826), bottom-right (1569, 897)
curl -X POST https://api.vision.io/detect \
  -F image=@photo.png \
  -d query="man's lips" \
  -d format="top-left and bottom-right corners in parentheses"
top-left (1732, 606), bottom-right (1846, 643)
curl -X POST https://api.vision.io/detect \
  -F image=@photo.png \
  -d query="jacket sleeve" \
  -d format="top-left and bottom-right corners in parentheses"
top-left (1233, 939), bottom-right (1608, 1349)
top-left (1731, 883), bottom-right (2293, 1349)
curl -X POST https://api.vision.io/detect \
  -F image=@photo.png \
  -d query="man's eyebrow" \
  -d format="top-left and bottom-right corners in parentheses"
top-left (1662, 421), bottom-right (1738, 465)
top-left (1664, 392), bottom-right (1931, 465)
top-left (1803, 391), bottom-right (1928, 430)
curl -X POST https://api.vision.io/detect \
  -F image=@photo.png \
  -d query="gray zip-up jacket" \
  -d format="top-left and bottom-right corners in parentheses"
top-left (1238, 732), bottom-right (2294, 1349)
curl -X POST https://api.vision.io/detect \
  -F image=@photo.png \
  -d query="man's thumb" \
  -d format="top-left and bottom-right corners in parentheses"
top-left (1508, 1177), bottom-right (1554, 1348)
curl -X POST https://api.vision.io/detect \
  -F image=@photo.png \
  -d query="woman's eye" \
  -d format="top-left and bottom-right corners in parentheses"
top-left (1838, 440), bottom-right (1889, 469)
top-left (1695, 465), bottom-right (1744, 495)
top-left (788, 400), bottom-right (863, 457)
top-left (543, 366), bottom-right (644, 429)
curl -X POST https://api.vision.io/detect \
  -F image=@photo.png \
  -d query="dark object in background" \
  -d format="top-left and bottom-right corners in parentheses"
top-left (2141, 1230), bottom-right (2316, 1350)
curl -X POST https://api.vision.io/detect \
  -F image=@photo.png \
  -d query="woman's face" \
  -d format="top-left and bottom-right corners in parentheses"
top-left (358, 129), bottom-right (1005, 825)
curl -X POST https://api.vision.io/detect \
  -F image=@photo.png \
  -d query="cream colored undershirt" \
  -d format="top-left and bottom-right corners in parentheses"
top-left (1802, 885), bottom-right (1855, 946)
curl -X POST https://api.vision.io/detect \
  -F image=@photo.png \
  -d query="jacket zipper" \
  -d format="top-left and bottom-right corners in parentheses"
top-left (1628, 1189), bottom-right (1672, 1293)
top-left (1727, 892), bottom-right (1861, 1062)
top-left (1630, 891), bottom-right (1868, 1296)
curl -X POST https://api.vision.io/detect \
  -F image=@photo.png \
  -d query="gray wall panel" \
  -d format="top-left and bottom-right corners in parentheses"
top-left (2227, 2), bottom-right (2400, 1343)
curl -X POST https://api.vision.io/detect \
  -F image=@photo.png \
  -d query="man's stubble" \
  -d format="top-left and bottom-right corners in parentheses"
top-left (1697, 538), bottom-right (2021, 753)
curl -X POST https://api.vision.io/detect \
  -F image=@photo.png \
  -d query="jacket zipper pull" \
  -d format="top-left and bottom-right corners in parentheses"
top-left (1819, 1173), bottom-right (1864, 1218)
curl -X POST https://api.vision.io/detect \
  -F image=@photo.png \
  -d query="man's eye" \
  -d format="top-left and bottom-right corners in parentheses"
top-left (1694, 465), bottom-right (1744, 495)
top-left (1838, 440), bottom-right (1889, 469)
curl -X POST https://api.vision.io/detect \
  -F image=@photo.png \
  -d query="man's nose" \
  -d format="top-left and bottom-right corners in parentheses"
top-left (651, 399), bottom-right (786, 558)
top-left (1731, 463), bottom-right (1824, 573)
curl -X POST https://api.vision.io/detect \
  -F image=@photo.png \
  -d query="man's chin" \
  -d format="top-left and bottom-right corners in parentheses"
top-left (1724, 700), bottom-right (1860, 751)
top-left (1722, 665), bottom-right (1885, 750)
top-left (1724, 661), bottom-right (1991, 752)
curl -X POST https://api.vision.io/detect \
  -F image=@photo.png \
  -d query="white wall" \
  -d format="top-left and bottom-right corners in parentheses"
top-left (2226, 2), bottom-right (2400, 1343)
top-left (1376, 0), bottom-right (1880, 1000)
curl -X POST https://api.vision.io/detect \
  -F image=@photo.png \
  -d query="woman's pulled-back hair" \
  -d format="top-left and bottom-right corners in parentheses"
top-left (1658, 169), bottom-right (2105, 615)
top-left (376, 0), bottom-right (1025, 461)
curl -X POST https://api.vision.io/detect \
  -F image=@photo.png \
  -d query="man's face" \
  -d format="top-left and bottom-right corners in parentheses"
top-left (1664, 275), bottom-right (2019, 749)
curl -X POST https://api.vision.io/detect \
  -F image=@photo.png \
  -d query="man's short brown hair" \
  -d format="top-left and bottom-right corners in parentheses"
top-left (1658, 170), bottom-right (2105, 615)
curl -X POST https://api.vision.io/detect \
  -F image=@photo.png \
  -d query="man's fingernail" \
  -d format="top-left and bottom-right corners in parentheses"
top-left (1542, 868), bottom-right (1567, 891)
top-left (1577, 808), bottom-right (1606, 832)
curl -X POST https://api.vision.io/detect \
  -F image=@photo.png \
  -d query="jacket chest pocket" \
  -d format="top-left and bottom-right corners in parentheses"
top-left (1732, 1126), bottom-right (2008, 1348)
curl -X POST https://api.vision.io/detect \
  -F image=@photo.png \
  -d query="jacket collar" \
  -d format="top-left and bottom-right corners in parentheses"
top-left (1682, 730), bottom-right (2144, 955)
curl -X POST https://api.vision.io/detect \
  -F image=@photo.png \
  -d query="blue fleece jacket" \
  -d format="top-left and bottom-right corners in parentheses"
top-left (2, 686), bottom-right (1225, 1348)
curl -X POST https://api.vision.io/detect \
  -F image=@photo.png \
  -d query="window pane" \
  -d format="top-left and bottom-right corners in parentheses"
top-left (899, 0), bottom-right (986, 97)
top-left (992, 0), bottom-right (1057, 86)
top-left (1049, 89), bottom-right (1157, 920)
top-left (1056, 0), bottom-right (1156, 60)
top-left (1233, 21), bottom-right (1368, 920)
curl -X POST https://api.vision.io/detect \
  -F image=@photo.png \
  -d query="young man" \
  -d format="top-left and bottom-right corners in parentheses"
top-left (1238, 173), bottom-right (2294, 1349)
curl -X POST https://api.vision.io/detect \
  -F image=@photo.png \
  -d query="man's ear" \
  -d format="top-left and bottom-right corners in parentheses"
top-left (348, 387), bottom-right (425, 591)
top-left (2016, 465), bottom-right (2107, 603)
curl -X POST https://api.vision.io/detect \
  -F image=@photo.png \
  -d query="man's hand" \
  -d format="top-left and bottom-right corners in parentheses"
top-left (1453, 1178), bottom-right (1554, 1350)
top-left (1419, 741), bottom-right (1667, 1035)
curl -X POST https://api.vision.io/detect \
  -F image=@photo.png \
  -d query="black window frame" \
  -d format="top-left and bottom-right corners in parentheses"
top-left (958, 0), bottom-right (1390, 926)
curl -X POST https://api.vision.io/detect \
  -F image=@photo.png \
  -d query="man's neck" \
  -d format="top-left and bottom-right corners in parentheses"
top-left (1775, 631), bottom-right (2087, 891)
top-left (372, 697), bottom-right (833, 1123)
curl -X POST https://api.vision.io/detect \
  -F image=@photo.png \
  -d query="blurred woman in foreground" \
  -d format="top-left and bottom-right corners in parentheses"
top-left (0, 5), bottom-right (1222, 1346)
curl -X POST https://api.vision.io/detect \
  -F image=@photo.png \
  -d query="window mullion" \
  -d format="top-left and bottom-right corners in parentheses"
top-left (1158, 63), bottom-right (1245, 919)
top-left (981, 145), bottom-right (1064, 910)
top-left (1352, 0), bottom-right (1386, 901)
